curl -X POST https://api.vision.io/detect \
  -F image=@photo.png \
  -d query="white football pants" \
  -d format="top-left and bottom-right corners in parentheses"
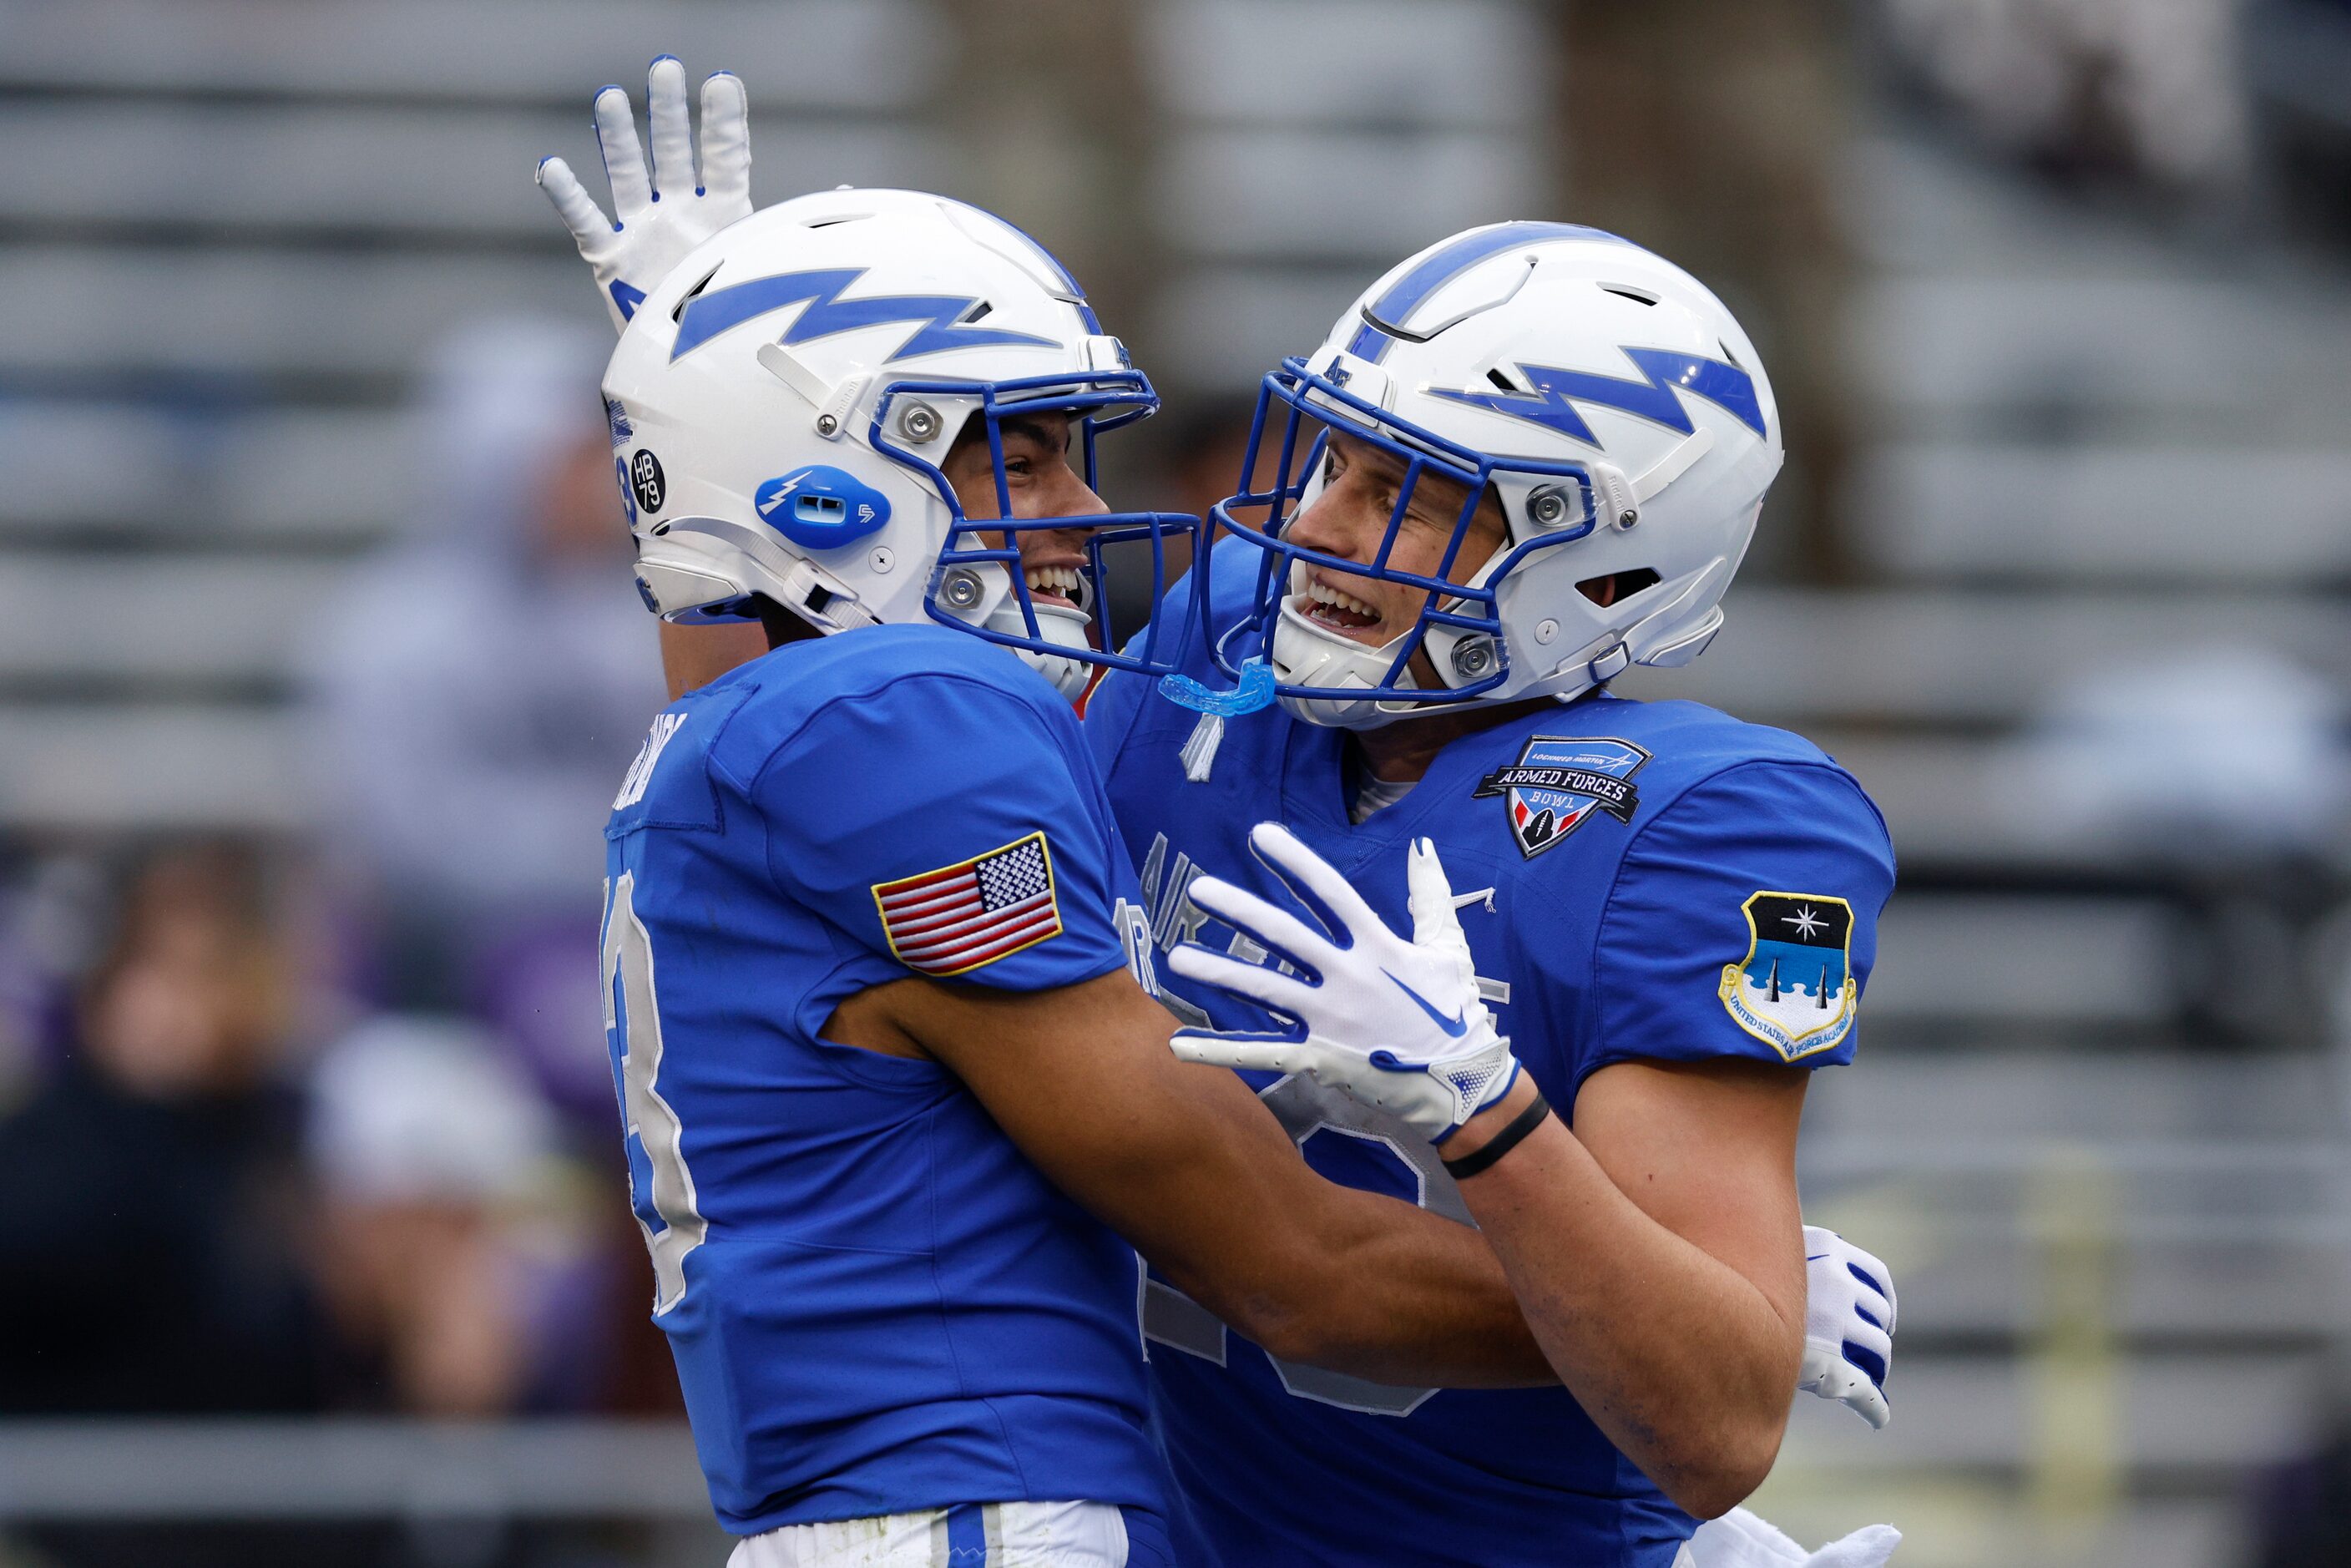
top-left (727, 1500), bottom-right (1128, 1568)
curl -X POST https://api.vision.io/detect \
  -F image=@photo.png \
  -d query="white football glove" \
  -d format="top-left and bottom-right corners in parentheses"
top-left (1798, 1225), bottom-right (1898, 1429)
top-left (1166, 824), bottom-right (1520, 1145)
top-left (535, 56), bottom-right (752, 332)
top-left (1682, 1508), bottom-right (1901, 1568)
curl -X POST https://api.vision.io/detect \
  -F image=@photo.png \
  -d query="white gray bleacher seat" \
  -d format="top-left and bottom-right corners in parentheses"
top-left (1862, 895), bottom-right (2184, 1026)
top-left (23, 570), bottom-right (2337, 731)
top-left (1155, 129), bottom-right (1543, 262)
top-left (1863, 1226), bottom-right (2351, 1340)
top-left (0, 0), bottom-right (939, 105)
top-left (1146, 0), bottom-right (1545, 125)
top-left (0, 556), bottom-right (343, 686)
top-left (1787, 1045), bottom-right (2347, 1521)
top-left (0, 404), bottom-right (405, 543)
top-left (1140, 0), bottom-right (1549, 395)
top-left (0, 248), bottom-right (588, 378)
top-left (0, 1419), bottom-right (715, 1522)
top-left (0, 704), bottom-right (298, 831)
top-left (1626, 586), bottom-right (2351, 726)
top-left (1811, 1043), bottom-right (2344, 1145)
top-left (1853, 443), bottom-right (2351, 585)
top-left (3, 571), bottom-right (2326, 844)
top-left (1855, 274), bottom-right (2351, 438)
top-left (0, 0), bottom-right (963, 837)
top-left (1776, 1353), bottom-right (2325, 1475)
top-left (0, 101), bottom-right (940, 239)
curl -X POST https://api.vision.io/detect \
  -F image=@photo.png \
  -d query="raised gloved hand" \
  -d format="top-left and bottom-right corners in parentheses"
top-left (536, 56), bottom-right (752, 331)
top-left (1165, 823), bottom-right (1519, 1144)
top-left (1797, 1224), bottom-right (1898, 1429)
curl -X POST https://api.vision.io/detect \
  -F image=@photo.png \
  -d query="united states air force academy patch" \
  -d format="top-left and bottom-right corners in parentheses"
top-left (1719, 892), bottom-right (1858, 1060)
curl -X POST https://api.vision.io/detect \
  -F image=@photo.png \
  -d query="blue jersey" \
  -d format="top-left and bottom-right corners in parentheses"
top-left (600, 624), bottom-right (1174, 1551)
top-left (1084, 544), bottom-right (1897, 1568)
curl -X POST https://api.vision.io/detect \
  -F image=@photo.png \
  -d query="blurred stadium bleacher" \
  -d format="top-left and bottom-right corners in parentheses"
top-left (2, 4), bottom-right (2348, 1568)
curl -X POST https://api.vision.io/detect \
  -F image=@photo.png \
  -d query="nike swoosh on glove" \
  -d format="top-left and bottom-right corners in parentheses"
top-left (536, 56), bottom-right (753, 331)
top-left (1165, 822), bottom-right (1519, 1144)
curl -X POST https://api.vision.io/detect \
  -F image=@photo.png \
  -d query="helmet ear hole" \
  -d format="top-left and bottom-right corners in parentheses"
top-left (1575, 568), bottom-right (1661, 608)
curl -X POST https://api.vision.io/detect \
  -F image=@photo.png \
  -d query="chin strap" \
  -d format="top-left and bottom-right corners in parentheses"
top-left (1159, 660), bottom-right (1277, 783)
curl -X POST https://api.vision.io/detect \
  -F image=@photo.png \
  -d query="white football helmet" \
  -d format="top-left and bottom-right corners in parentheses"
top-left (602, 188), bottom-right (1196, 701)
top-left (1210, 221), bottom-right (1782, 728)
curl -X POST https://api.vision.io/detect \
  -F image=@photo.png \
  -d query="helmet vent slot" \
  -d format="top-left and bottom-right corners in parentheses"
top-left (1600, 285), bottom-right (1658, 306)
top-left (961, 299), bottom-right (993, 323)
top-left (1719, 339), bottom-right (1744, 367)
top-left (1486, 367), bottom-right (1518, 392)
top-left (671, 264), bottom-right (722, 323)
top-left (803, 213), bottom-right (872, 228)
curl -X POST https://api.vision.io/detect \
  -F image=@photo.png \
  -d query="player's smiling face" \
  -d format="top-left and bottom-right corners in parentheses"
top-left (939, 410), bottom-right (1103, 611)
top-left (1282, 431), bottom-right (1508, 656)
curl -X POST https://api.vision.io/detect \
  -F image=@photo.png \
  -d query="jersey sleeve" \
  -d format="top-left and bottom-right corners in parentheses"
top-left (751, 673), bottom-right (1135, 994)
top-left (1585, 761), bottom-right (1895, 1082)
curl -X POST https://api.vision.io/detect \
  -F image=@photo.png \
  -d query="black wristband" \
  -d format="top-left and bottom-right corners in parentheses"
top-left (1441, 1090), bottom-right (1551, 1180)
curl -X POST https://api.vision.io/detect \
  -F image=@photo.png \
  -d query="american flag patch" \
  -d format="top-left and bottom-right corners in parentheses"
top-left (872, 832), bottom-right (1064, 976)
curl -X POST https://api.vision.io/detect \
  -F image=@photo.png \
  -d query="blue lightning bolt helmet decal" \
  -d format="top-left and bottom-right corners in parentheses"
top-left (1428, 347), bottom-right (1767, 449)
top-left (670, 267), bottom-right (1059, 363)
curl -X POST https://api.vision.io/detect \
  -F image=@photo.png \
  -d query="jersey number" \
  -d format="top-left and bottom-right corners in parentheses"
top-left (1143, 1072), bottom-right (1474, 1417)
top-left (601, 872), bottom-right (707, 1314)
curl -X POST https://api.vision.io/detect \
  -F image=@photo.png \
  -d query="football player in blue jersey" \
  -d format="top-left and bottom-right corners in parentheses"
top-left (1079, 224), bottom-right (1904, 1566)
top-left (538, 69), bottom-right (1573, 1568)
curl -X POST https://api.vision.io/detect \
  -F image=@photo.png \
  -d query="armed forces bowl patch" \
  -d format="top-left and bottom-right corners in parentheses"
top-left (1720, 892), bottom-right (1858, 1060)
top-left (872, 832), bottom-right (1064, 977)
top-left (1472, 736), bottom-right (1650, 857)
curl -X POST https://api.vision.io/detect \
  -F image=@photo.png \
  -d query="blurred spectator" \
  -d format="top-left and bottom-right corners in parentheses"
top-left (305, 317), bottom-right (663, 1113)
top-left (306, 1016), bottom-right (614, 1415)
top-left (0, 849), bottom-right (108, 1103)
top-left (2247, 0), bottom-right (2351, 245)
top-left (0, 842), bottom-right (326, 1414)
top-left (2250, 1348), bottom-right (2351, 1567)
top-left (1882, 0), bottom-right (2254, 192)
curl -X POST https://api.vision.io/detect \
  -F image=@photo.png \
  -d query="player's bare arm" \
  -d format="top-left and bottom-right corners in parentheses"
top-left (1171, 828), bottom-right (1803, 1517)
top-left (1443, 1057), bottom-right (1806, 1516)
top-left (827, 966), bottom-right (1556, 1389)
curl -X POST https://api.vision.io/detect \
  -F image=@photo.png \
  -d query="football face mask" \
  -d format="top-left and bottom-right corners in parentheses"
top-left (1201, 222), bottom-right (1783, 731)
top-left (872, 368), bottom-right (1192, 698)
top-left (604, 190), bottom-right (1203, 703)
top-left (1207, 357), bottom-right (1607, 729)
